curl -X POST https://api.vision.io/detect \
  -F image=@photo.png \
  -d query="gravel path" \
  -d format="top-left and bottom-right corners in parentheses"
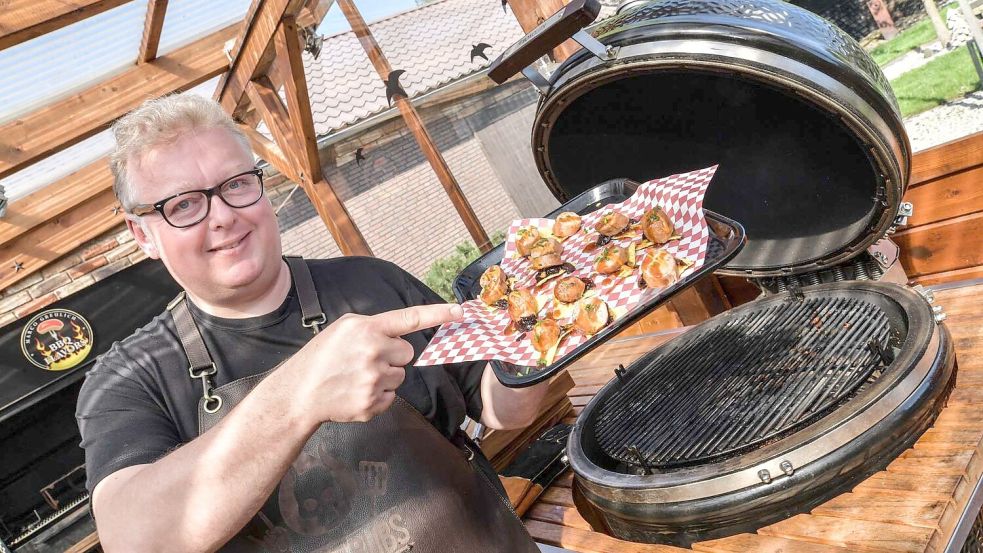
top-left (904, 90), bottom-right (983, 151)
top-left (882, 41), bottom-right (948, 80)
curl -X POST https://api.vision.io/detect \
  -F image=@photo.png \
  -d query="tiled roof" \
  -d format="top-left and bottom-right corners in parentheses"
top-left (304, 0), bottom-right (525, 136)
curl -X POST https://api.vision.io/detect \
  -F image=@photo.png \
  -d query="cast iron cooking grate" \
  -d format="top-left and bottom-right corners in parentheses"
top-left (594, 297), bottom-right (893, 469)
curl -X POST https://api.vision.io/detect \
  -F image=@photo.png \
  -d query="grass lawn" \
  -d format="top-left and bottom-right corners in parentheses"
top-left (870, 5), bottom-right (955, 66)
top-left (891, 45), bottom-right (982, 117)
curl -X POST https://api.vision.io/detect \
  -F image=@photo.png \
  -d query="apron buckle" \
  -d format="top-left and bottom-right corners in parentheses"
top-left (302, 313), bottom-right (327, 333)
top-left (189, 364), bottom-right (222, 414)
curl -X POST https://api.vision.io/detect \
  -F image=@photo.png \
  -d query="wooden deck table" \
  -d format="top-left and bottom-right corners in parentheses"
top-left (525, 281), bottom-right (983, 553)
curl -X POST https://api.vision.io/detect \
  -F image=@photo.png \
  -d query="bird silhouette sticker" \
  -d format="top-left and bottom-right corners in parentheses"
top-left (385, 70), bottom-right (408, 107)
top-left (355, 147), bottom-right (366, 166)
top-left (470, 43), bottom-right (492, 62)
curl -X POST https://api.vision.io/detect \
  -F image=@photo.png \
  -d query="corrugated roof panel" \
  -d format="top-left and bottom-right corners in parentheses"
top-left (0, 1), bottom-right (149, 125)
top-left (0, 76), bottom-right (223, 203)
top-left (0, 131), bottom-right (114, 202)
top-left (157, 0), bottom-right (252, 56)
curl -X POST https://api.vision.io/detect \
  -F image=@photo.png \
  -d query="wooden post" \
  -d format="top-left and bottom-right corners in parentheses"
top-left (922, 0), bottom-right (951, 47)
top-left (506, 0), bottom-right (580, 63)
top-left (269, 16), bottom-right (373, 257)
top-left (866, 0), bottom-right (899, 40)
top-left (336, 0), bottom-right (492, 253)
top-left (956, 0), bottom-right (983, 76)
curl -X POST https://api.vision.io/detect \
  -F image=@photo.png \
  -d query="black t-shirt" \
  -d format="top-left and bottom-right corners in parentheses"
top-left (76, 257), bottom-right (487, 495)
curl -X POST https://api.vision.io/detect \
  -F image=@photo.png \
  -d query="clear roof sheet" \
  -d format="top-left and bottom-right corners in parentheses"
top-left (0, 1), bottom-right (149, 125)
top-left (157, 0), bottom-right (252, 56)
top-left (0, 76), bottom-right (223, 202)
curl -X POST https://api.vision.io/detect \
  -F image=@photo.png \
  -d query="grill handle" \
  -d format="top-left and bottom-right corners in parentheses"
top-left (488, 0), bottom-right (605, 92)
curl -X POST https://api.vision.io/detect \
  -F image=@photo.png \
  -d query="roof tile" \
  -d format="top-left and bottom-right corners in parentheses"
top-left (304, 0), bottom-right (524, 136)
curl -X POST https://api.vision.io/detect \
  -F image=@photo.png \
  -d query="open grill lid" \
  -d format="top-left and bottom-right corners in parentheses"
top-left (490, 0), bottom-right (911, 277)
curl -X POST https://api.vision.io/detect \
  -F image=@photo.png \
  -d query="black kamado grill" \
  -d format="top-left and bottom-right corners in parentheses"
top-left (477, 0), bottom-right (958, 546)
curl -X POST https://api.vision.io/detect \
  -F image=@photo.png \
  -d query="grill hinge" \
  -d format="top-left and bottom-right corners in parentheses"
top-left (887, 202), bottom-right (915, 235)
top-left (911, 284), bottom-right (946, 324)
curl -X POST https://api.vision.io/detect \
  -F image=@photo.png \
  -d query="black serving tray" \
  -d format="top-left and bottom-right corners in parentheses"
top-left (453, 178), bottom-right (746, 387)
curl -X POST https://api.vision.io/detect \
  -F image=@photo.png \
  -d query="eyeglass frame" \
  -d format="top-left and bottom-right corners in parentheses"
top-left (128, 168), bottom-right (266, 229)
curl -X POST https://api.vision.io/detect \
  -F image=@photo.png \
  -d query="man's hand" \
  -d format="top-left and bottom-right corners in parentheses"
top-left (284, 303), bottom-right (463, 426)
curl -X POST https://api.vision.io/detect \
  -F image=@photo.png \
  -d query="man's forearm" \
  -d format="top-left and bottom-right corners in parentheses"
top-left (479, 365), bottom-right (550, 429)
top-left (94, 366), bottom-right (316, 552)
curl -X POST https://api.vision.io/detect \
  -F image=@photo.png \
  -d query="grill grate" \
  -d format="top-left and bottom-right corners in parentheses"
top-left (595, 297), bottom-right (894, 469)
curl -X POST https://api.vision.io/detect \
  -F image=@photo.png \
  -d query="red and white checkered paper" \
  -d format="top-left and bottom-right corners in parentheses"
top-left (415, 165), bottom-right (718, 368)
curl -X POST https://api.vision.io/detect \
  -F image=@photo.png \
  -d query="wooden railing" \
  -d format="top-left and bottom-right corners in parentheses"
top-left (896, 131), bottom-right (983, 285)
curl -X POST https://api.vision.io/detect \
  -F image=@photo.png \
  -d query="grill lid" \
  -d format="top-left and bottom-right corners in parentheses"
top-left (490, 0), bottom-right (910, 277)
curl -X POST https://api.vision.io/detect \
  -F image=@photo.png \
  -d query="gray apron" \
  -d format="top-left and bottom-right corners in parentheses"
top-left (169, 257), bottom-right (539, 552)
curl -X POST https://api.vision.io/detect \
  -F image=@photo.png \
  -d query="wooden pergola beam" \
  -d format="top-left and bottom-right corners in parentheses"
top-left (245, 77), bottom-right (300, 166)
top-left (297, 0), bottom-right (336, 28)
top-left (137, 0), bottom-right (169, 63)
top-left (214, 0), bottom-right (307, 117)
top-left (275, 17), bottom-right (323, 183)
top-left (239, 124), bottom-right (301, 184)
top-left (0, 171), bottom-right (121, 291)
top-left (0, 160), bottom-right (111, 248)
top-left (0, 24), bottom-right (238, 182)
top-left (337, 0), bottom-right (492, 253)
top-left (0, 0), bottom-right (131, 52)
top-left (273, 15), bottom-right (372, 256)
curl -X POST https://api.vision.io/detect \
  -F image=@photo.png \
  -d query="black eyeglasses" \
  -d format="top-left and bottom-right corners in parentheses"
top-left (130, 169), bottom-right (265, 228)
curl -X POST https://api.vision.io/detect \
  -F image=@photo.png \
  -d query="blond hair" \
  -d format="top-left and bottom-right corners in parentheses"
top-left (110, 94), bottom-right (251, 211)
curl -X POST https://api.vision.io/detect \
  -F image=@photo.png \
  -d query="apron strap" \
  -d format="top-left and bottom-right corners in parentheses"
top-left (168, 256), bottom-right (324, 414)
top-left (285, 256), bottom-right (325, 334)
top-left (168, 292), bottom-right (223, 414)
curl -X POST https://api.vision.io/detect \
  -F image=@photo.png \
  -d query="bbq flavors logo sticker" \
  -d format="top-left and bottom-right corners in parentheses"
top-left (20, 309), bottom-right (94, 371)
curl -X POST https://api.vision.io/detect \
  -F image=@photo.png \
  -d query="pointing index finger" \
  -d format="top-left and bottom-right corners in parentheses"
top-left (372, 303), bottom-right (464, 337)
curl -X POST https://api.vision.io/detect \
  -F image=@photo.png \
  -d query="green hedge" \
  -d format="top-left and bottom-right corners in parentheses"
top-left (424, 231), bottom-right (505, 302)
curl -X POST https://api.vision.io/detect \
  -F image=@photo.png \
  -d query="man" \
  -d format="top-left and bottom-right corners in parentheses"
top-left (76, 94), bottom-right (548, 552)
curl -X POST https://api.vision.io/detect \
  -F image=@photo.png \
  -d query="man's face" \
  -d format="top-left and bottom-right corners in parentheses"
top-left (126, 127), bottom-right (283, 304)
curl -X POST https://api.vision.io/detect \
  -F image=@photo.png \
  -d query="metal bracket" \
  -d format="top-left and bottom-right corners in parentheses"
top-left (894, 201), bottom-right (914, 226)
top-left (521, 65), bottom-right (551, 95)
top-left (571, 29), bottom-right (617, 60)
top-left (911, 284), bottom-right (947, 323)
top-left (911, 284), bottom-right (935, 304)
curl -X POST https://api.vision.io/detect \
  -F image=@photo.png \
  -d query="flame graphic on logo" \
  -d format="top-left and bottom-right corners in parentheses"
top-left (35, 338), bottom-right (52, 358)
top-left (72, 321), bottom-right (86, 342)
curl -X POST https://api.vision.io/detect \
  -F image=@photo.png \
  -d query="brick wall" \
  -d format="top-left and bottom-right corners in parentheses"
top-left (0, 225), bottom-right (145, 326)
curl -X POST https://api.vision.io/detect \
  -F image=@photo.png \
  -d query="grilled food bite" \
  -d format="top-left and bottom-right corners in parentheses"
top-left (515, 226), bottom-right (541, 257)
top-left (530, 318), bottom-right (562, 354)
top-left (641, 206), bottom-right (674, 245)
top-left (507, 288), bottom-right (539, 332)
top-left (596, 210), bottom-right (631, 237)
top-left (529, 236), bottom-right (564, 271)
top-left (554, 275), bottom-right (587, 304)
top-left (478, 265), bottom-right (509, 306)
top-left (640, 249), bottom-right (679, 289)
top-left (552, 212), bottom-right (582, 239)
top-left (574, 296), bottom-right (609, 335)
top-left (594, 245), bottom-right (629, 275)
